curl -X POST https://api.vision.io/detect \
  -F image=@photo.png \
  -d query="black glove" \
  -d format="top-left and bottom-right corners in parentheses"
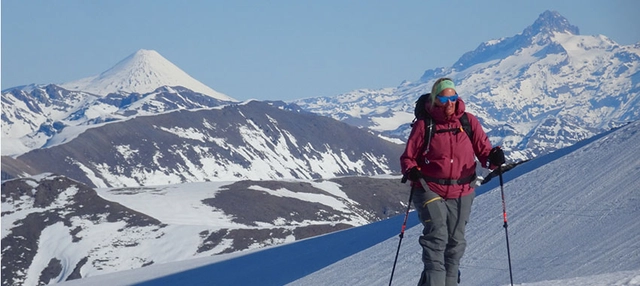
top-left (489, 146), bottom-right (506, 166)
top-left (407, 167), bottom-right (423, 182)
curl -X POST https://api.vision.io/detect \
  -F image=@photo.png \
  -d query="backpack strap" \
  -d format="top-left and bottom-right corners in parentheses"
top-left (425, 112), bottom-right (473, 142)
top-left (421, 116), bottom-right (435, 158)
top-left (416, 101), bottom-right (474, 156)
top-left (459, 112), bottom-right (473, 141)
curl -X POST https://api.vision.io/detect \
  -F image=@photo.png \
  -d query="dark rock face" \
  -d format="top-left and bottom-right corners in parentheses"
top-left (4, 101), bottom-right (403, 188)
top-left (1, 174), bottom-right (408, 284)
top-left (328, 176), bottom-right (410, 218)
top-left (1, 175), bottom-right (162, 286)
top-left (66, 257), bottom-right (89, 281)
top-left (204, 178), bottom-right (408, 228)
top-left (205, 181), bottom-right (354, 226)
top-left (39, 258), bottom-right (63, 285)
top-left (192, 177), bottom-right (409, 255)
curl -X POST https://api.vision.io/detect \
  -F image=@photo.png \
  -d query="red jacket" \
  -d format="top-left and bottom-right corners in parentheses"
top-left (400, 98), bottom-right (494, 199)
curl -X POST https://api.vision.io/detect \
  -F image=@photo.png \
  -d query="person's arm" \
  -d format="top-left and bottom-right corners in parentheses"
top-left (400, 119), bottom-right (426, 174)
top-left (467, 113), bottom-right (494, 168)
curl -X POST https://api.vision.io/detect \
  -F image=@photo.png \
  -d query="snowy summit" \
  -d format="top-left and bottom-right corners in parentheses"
top-left (60, 49), bottom-right (235, 101)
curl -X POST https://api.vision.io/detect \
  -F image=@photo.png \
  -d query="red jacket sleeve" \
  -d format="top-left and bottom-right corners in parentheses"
top-left (466, 113), bottom-right (495, 169)
top-left (400, 119), bottom-right (425, 174)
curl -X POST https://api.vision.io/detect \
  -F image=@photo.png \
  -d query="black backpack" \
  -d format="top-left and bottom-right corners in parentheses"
top-left (412, 93), bottom-right (473, 148)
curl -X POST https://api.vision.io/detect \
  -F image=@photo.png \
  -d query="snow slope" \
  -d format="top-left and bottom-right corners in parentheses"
top-left (57, 120), bottom-right (640, 285)
top-left (290, 122), bottom-right (640, 285)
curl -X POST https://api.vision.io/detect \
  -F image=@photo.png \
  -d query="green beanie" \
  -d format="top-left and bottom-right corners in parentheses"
top-left (433, 79), bottom-right (456, 96)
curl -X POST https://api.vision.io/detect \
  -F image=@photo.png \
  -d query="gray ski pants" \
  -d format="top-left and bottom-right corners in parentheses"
top-left (412, 187), bottom-right (475, 286)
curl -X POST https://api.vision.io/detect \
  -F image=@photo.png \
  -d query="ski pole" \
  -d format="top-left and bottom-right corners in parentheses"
top-left (498, 165), bottom-right (514, 286)
top-left (389, 175), bottom-right (414, 286)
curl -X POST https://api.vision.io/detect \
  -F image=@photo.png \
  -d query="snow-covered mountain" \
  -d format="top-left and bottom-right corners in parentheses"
top-left (2, 100), bottom-right (403, 187)
top-left (1, 173), bottom-right (410, 286)
top-left (48, 119), bottom-right (640, 286)
top-left (60, 49), bottom-right (233, 101)
top-left (1, 50), bottom-right (236, 156)
top-left (1, 85), bottom-right (99, 155)
top-left (293, 11), bottom-right (640, 162)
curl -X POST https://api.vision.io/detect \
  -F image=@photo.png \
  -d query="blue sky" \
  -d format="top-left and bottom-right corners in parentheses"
top-left (2, 0), bottom-right (639, 101)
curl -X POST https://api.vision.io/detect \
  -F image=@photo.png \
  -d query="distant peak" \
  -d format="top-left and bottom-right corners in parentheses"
top-left (130, 49), bottom-right (162, 59)
top-left (448, 10), bottom-right (580, 71)
top-left (61, 49), bottom-right (236, 101)
top-left (135, 49), bottom-right (157, 55)
top-left (523, 10), bottom-right (579, 37)
top-left (117, 49), bottom-right (166, 68)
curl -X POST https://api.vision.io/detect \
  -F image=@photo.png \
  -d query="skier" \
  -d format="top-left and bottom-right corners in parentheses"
top-left (400, 77), bottom-right (505, 286)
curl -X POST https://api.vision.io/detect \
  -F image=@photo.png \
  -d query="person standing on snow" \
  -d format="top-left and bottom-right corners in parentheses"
top-left (400, 78), bottom-right (505, 286)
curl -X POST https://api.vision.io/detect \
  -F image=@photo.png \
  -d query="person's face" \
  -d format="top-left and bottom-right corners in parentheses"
top-left (435, 88), bottom-right (457, 117)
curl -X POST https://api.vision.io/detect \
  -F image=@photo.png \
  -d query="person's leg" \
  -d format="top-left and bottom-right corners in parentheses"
top-left (412, 188), bottom-right (448, 286)
top-left (443, 192), bottom-right (475, 286)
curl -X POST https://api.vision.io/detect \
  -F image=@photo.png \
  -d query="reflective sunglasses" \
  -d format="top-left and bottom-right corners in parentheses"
top-left (436, 93), bottom-right (459, 104)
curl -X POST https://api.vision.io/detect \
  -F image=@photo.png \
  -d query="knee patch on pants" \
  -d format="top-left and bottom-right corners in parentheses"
top-left (414, 190), bottom-right (446, 234)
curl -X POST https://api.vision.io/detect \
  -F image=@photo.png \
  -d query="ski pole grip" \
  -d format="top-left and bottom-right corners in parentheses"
top-left (401, 174), bottom-right (408, 183)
